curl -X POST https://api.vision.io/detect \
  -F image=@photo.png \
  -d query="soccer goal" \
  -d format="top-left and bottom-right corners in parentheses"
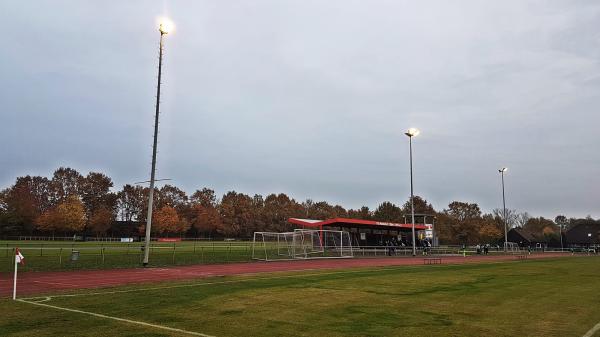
top-left (504, 242), bottom-right (521, 254)
top-left (252, 229), bottom-right (353, 261)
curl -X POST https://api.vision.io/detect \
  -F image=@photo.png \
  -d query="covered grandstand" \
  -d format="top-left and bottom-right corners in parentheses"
top-left (288, 218), bottom-right (429, 247)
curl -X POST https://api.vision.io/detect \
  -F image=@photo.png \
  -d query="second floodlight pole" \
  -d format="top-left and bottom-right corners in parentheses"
top-left (500, 168), bottom-right (508, 252)
top-left (409, 136), bottom-right (416, 256)
top-left (143, 27), bottom-right (167, 267)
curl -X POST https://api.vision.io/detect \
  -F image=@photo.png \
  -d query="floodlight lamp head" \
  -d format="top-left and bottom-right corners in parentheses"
top-left (405, 128), bottom-right (420, 137)
top-left (158, 18), bottom-right (174, 34)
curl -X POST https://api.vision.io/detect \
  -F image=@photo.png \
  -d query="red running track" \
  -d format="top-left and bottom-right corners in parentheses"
top-left (0, 253), bottom-right (568, 297)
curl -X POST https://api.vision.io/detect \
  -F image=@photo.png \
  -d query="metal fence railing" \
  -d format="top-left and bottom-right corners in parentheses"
top-left (0, 241), bottom-right (593, 273)
top-left (0, 242), bottom-right (255, 273)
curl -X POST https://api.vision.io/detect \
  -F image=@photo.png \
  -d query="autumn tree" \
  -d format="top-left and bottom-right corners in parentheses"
top-left (219, 191), bottom-right (254, 237)
top-left (88, 207), bottom-right (115, 236)
top-left (492, 208), bottom-right (518, 229)
top-left (332, 205), bottom-right (348, 218)
top-left (478, 214), bottom-right (503, 243)
top-left (156, 185), bottom-right (188, 210)
top-left (250, 194), bottom-right (266, 232)
top-left (36, 196), bottom-right (86, 234)
top-left (348, 206), bottom-right (372, 220)
top-left (262, 193), bottom-right (303, 232)
top-left (191, 188), bottom-right (218, 208)
top-left (440, 201), bottom-right (483, 244)
top-left (555, 215), bottom-right (569, 230)
top-left (524, 217), bottom-right (556, 237)
top-left (446, 201), bottom-right (481, 221)
top-left (80, 172), bottom-right (116, 215)
top-left (189, 204), bottom-right (223, 237)
top-left (56, 196), bottom-right (86, 232)
top-left (35, 210), bottom-right (56, 233)
top-left (186, 187), bottom-right (224, 237)
top-left (0, 190), bottom-right (8, 234)
top-left (51, 167), bottom-right (84, 202)
top-left (151, 205), bottom-right (189, 235)
top-left (373, 201), bottom-right (402, 222)
top-left (401, 196), bottom-right (436, 217)
top-left (79, 172), bottom-right (117, 235)
top-left (0, 176), bottom-right (53, 234)
top-left (1, 182), bottom-right (38, 234)
top-left (514, 212), bottom-right (531, 228)
top-left (117, 184), bottom-right (146, 221)
top-left (21, 176), bottom-right (54, 213)
top-left (302, 200), bottom-right (340, 220)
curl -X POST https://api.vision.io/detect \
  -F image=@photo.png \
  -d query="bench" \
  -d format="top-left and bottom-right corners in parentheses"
top-left (424, 257), bottom-right (442, 265)
top-left (515, 254), bottom-right (528, 260)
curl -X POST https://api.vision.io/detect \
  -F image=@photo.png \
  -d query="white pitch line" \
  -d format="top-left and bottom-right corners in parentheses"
top-left (17, 299), bottom-right (215, 337)
top-left (583, 321), bottom-right (600, 337)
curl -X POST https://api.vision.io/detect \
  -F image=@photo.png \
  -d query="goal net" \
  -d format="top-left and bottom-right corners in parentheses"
top-left (504, 242), bottom-right (521, 254)
top-left (252, 229), bottom-right (353, 261)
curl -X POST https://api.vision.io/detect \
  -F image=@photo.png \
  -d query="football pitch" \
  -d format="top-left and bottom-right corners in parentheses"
top-left (1, 257), bottom-right (599, 337)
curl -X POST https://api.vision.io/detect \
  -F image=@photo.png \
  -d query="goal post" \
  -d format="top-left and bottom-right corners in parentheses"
top-left (504, 241), bottom-right (521, 254)
top-left (252, 229), bottom-right (353, 261)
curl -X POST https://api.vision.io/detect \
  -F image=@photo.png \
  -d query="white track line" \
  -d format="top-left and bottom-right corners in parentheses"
top-left (583, 321), bottom-right (600, 337)
top-left (17, 299), bottom-right (215, 337)
top-left (33, 280), bottom-right (78, 287)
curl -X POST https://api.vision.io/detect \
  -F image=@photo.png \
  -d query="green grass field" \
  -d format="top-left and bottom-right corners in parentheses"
top-left (0, 240), bottom-right (254, 272)
top-left (1, 257), bottom-right (599, 336)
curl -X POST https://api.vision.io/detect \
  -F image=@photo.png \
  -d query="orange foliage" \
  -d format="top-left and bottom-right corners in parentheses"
top-left (152, 206), bottom-right (189, 235)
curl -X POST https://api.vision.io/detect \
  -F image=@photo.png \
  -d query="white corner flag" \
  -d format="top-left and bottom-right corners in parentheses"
top-left (13, 248), bottom-right (25, 300)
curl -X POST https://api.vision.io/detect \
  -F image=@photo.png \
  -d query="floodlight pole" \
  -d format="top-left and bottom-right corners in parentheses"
top-left (499, 169), bottom-right (508, 252)
top-left (407, 134), bottom-right (416, 256)
top-left (559, 224), bottom-right (564, 251)
top-left (143, 28), bottom-right (167, 267)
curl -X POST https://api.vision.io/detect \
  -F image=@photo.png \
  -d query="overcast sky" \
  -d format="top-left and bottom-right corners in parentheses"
top-left (1, 1), bottom-right (599, 219)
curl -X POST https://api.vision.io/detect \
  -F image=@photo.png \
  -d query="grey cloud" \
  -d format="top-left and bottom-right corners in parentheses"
top-left (1, 0), bottom-right (599, 218)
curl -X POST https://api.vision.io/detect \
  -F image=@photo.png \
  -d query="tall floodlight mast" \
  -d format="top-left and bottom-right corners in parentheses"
top-left (143, 18), bottom-right (174, 267)
top-left (499, 167), bottom-right (508, 252)
top-left (405, 128), bottom-right (420, 256)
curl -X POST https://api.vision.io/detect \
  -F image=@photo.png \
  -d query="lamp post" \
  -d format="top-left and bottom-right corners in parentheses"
top-left (405, 128), bottom-right (420, 256)
top-left (559, 224), bottom-right (564, 251)
top-left (499, 167), bottom-right (508, 252)
top-left (143, 18), bottom-right (174, 267)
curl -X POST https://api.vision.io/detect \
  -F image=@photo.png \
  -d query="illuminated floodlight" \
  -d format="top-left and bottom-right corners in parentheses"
top-left (405, 128), bottom-right (420, 137)
top-left (158, 17), bottom-right (174, 34)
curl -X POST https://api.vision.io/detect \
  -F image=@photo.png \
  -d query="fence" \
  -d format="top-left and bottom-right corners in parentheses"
top-left (0, 241), bottom-right (255, 273)
top-left (5, 236), bottom-right (246, 242)
top-left (0, 241), bottom-right (585, 273)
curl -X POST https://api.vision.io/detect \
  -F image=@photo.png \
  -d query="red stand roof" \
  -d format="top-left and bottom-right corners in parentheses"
top-left (288, 217), bottom-right (428, 230)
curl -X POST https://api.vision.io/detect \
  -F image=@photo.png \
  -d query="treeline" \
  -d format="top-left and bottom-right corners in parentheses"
top-left (0, 167), bottom-right (591, 243)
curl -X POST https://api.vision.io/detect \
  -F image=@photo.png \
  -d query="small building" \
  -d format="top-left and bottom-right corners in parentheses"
top-left (566, 223), bottom-right (600, 248)
top-left (288, 217), bottom-right (428, 247)
top-left (507, 228), bottom-right (547, 249)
